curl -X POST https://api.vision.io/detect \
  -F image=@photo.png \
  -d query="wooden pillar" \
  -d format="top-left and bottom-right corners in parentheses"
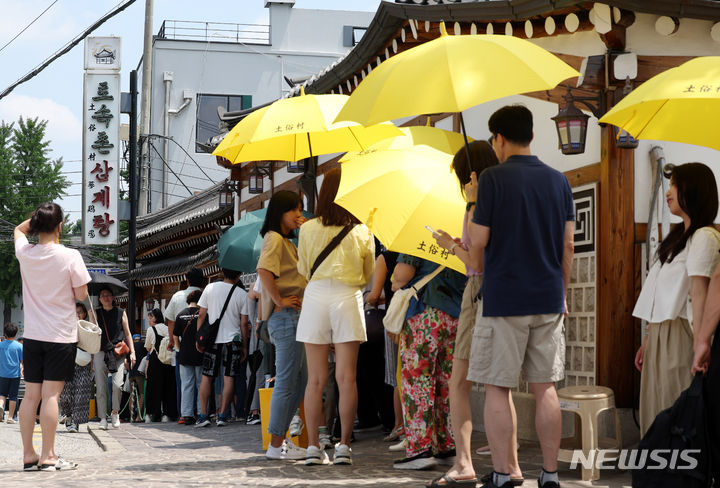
top-left (597, 118), bottom-right (635, 407)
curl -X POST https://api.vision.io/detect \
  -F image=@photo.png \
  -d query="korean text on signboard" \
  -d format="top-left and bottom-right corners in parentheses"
top-left (82, 37), bottom-right (120, 245)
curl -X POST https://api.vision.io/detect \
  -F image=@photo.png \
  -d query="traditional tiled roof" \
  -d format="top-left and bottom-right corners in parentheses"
top-left (293, 0), bottom-right (720, 97)
top-left (118, 180), bottom-right (233, 256)
top-left (114, 245), bottom-right (219, 286)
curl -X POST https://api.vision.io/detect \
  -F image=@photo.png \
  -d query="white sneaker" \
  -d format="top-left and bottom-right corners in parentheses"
top-left (319, 432), bottom-right (333, 450)
top-left (282, 439), bottom-right (307, 460)
top-left (6, 417), bottom-right (16, 424)
top-left (333, 443), bottom-right (353, 465)
top-left (111, 412), bottom-right (120, 428)
top-left (266, 444), bottom-right (285, 460)
top-left (99, 418), bottom-right (108, 430)
top-left (289, 414), bottom-right (304, 437)
top-left (66, 423), bottom-right (78, 433)
top-left (389, 438), bottom-right (406, 452)
top-left (305, 445), bottom-right (330, 465)
top-left (145, 416), bottom-right (152, 423)
top-left (161, 415), bottom-right (170, 423)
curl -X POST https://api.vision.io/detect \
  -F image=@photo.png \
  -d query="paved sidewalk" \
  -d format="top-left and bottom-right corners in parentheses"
top-left (0, 420), bottom-right (632, 487)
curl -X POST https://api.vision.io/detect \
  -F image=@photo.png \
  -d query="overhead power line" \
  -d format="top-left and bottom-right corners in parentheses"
top-left (0, 0), bottom-right (138, 100)
top-left (0, 0), bottom-right (59, 55)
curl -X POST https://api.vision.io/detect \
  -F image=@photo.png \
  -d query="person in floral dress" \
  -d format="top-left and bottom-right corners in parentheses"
top-left (391, 255), bottom-right (466, 470)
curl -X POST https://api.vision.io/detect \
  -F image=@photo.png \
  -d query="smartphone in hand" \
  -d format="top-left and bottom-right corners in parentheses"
top-left (425, 225), bottom-right (438, 234)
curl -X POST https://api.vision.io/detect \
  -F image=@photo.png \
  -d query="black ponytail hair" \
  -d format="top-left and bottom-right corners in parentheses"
top-left (28, 202), bottom-right (63, 236)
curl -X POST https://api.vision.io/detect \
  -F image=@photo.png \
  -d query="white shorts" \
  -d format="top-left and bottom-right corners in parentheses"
top-left (296, 279), bottom-right (367, 344)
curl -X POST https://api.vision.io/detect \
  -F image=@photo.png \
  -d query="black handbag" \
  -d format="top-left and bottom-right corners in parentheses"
top-left (196, 281), bottom-right (240, 353)
top-left (364, 307), bottom-right (385, 344)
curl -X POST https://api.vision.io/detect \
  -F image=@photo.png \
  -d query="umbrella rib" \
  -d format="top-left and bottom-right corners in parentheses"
top-left (632, 99), bottom-right (670, 139)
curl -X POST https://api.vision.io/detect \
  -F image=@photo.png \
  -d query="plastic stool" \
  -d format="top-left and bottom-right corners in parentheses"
top-left (557, 385), bottom-right (622, 481)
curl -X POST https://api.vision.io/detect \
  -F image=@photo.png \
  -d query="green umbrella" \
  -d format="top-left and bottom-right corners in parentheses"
top-left (217, 208), bottom-right (312, 273)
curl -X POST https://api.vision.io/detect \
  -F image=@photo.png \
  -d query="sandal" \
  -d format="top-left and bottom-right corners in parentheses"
top-left (426, 473), bottom-right (478, 487)
top-left (39, 458), bottom-right (78, 471)
top-left (23, 461), bottom-right (38, 471)
top-left (383, 425), bottom-right (404, 442)
top-left (480, 471), bottom-right (524, 486)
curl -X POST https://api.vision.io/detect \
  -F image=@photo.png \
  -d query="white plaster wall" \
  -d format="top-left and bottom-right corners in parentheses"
top-left (625, 13), bottom-right (720, 56)
top-left (269, 6), bottom-right (374, 54)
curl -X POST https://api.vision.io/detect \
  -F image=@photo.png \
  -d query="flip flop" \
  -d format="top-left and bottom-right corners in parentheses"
top-left (23, 461), bottom-right (38, 471)
top-left (39, 458), bottom-right (78, 471)
top-left (426, 473), bottom-right (478, 487)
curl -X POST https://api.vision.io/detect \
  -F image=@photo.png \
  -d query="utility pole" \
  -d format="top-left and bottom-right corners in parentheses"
top-left (128, 70), bottom-right (138, 333)
top-left (138, 0), bottom-right (153, 216)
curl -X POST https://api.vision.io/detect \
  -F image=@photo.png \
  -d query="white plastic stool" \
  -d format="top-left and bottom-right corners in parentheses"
top-left (557, 385), bottom-right (622, 481)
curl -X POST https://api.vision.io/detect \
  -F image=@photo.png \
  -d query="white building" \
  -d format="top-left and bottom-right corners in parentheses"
top-left (142, 0), bottom-right (374, 212)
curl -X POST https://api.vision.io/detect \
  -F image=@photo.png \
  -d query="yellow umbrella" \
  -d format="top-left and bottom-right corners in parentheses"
top-left (213, 88), bottom-right (402, 164)
top-left (599, 56), bottom-right (720, 150)
top-left (334, 23), bottom-right (580, 127)
top-left (339, 125), bottom-right (472, 162)
top-left (336, 146), bottom-right (466, 274)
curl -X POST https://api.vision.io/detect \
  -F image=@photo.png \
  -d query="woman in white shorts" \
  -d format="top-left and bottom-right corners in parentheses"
top-left (296, 168), bottom-right (375, 466)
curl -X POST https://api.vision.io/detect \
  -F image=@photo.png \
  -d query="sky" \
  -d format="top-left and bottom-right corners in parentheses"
top-left (0, 0), bottom-right (383, 222)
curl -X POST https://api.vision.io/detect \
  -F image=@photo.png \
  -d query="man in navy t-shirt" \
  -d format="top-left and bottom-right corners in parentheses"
top-left (466, 105), bottom-right (575, 488)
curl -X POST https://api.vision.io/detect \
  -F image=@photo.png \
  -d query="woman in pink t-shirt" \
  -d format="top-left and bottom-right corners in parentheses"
top-left (14, 202), bottom-right (91, 471)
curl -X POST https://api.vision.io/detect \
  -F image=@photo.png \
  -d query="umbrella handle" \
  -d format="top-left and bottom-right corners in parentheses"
top-left (459, 112), bottom-right (472, 173)
top-left (87, 297), bottom-right (99, 325)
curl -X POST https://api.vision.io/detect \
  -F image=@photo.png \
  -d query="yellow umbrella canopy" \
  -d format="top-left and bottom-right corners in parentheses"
top-left (339, 125), bottom-right (472, 162)
top-left (599, 56), bottom-right (720, 150)
top-left (334, 23), bottom-right (580, 126)
top-left (212, 89), bottom-right (402, 164)
top-left (336, 146), bottom-right (466, 274)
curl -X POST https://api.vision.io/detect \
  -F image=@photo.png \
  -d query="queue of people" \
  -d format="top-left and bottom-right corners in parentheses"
top-left (8, 104), bottom-right (720, 487)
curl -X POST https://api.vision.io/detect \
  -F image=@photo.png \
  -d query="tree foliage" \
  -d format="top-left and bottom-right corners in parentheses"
top-left (0, 117), bottom-right (70, 322)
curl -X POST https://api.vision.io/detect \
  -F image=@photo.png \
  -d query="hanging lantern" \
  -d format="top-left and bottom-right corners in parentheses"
top-left (218, 182), bottom-right (235, 207)
top-left (144, 298), bottom-right (155, 310)
top-left (287, 159), bottom-right (305, 173)
top-left (552, 99), bottom-right (590, 155)
top-left (614, 78), bottom-right (639, 149)
top-left (615, 127), bottom-right (639, 149)
top-left (249, 166), bottom-right (263, 194)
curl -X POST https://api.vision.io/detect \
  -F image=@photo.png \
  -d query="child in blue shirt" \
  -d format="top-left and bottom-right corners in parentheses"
top-left (0, 322), bottom-right (23, 423)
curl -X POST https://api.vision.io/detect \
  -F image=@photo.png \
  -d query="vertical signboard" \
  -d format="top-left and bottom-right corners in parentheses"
top-left (83, 37), bottom-right (121, 245)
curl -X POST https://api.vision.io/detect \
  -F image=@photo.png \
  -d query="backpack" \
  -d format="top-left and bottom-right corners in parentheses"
top-left (152, 326), bottom-right (173, 365)
top-left (632, 373), bottom-right (711, 488)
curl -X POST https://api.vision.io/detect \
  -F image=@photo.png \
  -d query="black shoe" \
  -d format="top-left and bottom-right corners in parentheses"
top-left (538, 481), bottom-right (560, 488)
top-left (246, 413), bottom-right (261, 425)
top-left (182, 417), bottom-right (196, 425)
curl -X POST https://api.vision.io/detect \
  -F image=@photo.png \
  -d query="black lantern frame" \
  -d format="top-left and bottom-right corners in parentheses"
top-left (551, 86), bottom-right (605, 155)
top-left (249, 163), bottom-right (273, 194)
top-left (614, 78), bottom-right (639, 149)
top-left (218, 180), bottom-right (238, 208)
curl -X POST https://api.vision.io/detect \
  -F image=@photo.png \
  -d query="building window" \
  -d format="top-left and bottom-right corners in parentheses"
top-left (343, 26), bottom-right (367, 47)
top-left (196, 94), bottom-right (251, 153)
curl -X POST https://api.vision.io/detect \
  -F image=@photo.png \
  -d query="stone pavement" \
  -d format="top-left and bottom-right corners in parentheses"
top-left (0, 419), bottom-right (632, 487)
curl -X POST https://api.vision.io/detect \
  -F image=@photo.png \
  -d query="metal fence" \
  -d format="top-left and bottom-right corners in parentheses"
top-left (158, 20), bottom-right (270, 44)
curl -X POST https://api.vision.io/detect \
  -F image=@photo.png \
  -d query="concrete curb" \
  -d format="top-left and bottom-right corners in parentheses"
top-left (87, 424), bottom-right (125, 453)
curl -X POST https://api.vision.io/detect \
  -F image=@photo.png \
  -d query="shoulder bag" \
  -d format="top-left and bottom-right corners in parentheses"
top-left (100, 308), bottom-right (129, 358)
top-left (196, 282), bottom-right (240, 353)
top-left (309, 223), bottom-right (356, 280)
top-left (383, 265), bottom-right (445, 334)
top-left (152, 326), bottom-right (173, 365)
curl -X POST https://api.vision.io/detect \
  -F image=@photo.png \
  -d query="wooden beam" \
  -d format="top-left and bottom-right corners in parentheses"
top-left (597, 105), bottom-right (635, 407)
top-left (564, 162), bottom-right (601, 188)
